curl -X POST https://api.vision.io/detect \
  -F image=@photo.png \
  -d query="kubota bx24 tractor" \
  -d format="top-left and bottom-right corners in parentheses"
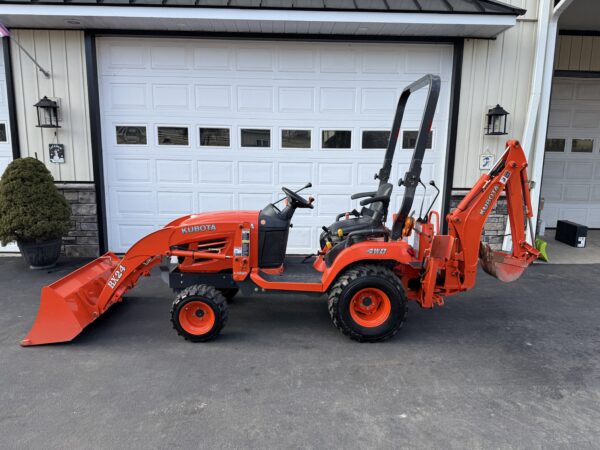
top-left (21, 75), bottom-right (539, 346)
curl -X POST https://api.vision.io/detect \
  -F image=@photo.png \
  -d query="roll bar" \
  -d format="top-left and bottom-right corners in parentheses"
top-left (380, 74), bottom-right (440, 240)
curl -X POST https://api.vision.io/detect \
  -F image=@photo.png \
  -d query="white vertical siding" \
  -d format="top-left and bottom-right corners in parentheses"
top-left (555, 35), bottom-right (600, 72)
top-left (454, 0), bottom-right (539, 188)
top-left (10, 30), bottom-right (92, 182)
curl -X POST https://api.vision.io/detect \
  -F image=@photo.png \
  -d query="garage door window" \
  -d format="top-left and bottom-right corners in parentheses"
top-left (158, 126), bottom-right (189, 146)
top-left (116, 125), bottom-right (146, 145)
top-left (241, 128), bottom-right (270, 148)
top-left (572, 138), bottom-right (594, 153)
top-left (0, 123), bottom-right (7, 142)
top-left (362, 130), bottom-right (390, 149)
top-left (281, 129), bottom-right (311, 149)
top-left (322, 130), bottom-right (351, 149)
top-left (545, 138), bottom-right (565, 152)
top-left (200, 128), bottom-right (230, 147)
top-left (402, 130), bottom-right (433, 149)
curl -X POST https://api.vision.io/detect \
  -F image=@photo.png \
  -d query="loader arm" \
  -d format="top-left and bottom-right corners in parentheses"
top-left (446, 140), bottom-right (539, 289)
top-left (20, 213), bottom-right (250, 346)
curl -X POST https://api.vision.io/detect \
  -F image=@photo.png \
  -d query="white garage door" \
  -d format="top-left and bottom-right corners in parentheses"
top-left (0, 45), bottom-right (17, 252)
top-left (541, 78), bottom-right (600, 229)
top-left (97, 37), bottom-right (453, 253)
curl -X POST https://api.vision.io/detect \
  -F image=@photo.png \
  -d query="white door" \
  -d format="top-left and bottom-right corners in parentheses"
top-left (97, 38), bottom-right (453, 253)
top-left (0, 43), bottom-right (17, 252)
top-left (541, 78), bottom-right (600, 228)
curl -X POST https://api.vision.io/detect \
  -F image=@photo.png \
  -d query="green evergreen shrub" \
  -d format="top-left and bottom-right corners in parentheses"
top-left (0, 157), bottom-right (71, 245)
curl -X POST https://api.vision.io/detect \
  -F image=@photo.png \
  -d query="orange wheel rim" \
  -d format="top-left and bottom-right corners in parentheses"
top-left (179, 301), bottom-right (216, 335)
top-left (349, 288), bottom-right (391, 328)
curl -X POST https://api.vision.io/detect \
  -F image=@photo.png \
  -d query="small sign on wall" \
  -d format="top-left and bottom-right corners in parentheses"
top-left (479, 153), bottom-right (494, 171)
top-left (49, 143), bottom-right (65, 164)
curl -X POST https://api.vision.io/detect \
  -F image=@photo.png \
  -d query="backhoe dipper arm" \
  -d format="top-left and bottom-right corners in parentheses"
top-left (446, 140), bottom-right (539, 289)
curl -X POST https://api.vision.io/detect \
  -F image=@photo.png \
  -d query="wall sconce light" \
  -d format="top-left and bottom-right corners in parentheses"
top-left (34, 96), bottom-right (60, 128)
top-left (484, 104), bottom-right (508, 136)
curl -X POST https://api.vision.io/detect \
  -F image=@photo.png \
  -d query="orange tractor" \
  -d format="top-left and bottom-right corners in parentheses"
top-left (22, 75), bottom-right (539, 346)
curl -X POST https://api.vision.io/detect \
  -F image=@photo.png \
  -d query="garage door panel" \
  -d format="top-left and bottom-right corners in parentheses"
top-left (113, 159), bottom-right (153, 183)
top-left (239, 192), bottom-right (274, 210)
top-left (236, 48), bottom-right (273, 72)
top-left (195, 85), bottom-right (232, 111)
top-left (158, 192), bottom-right (194, 216)
top-left (194, 47), bottom-right (232, 71)
top-left (237, 86), bottom-right (274, 112)
top-left (278, 49), bottom-right (316, 72)
top-left (156, 160), bottom-right (193, 184)
top-left (564, 184), bottom-right (591, 202)
top-left (152, 84), bottom-right (191, 111)
top-left (278, 162), bottom-right (313, 184)
top-left (116, 191), bottom-right (155, 215)
top-left (100, 38), bottom-right (452, 252)
top-left (589, 209), bottom-right (600, 228)
top-left (358, 163), bottom-right (381, 185)
top-left (361, 88), bottom-right (398, 113)
top-left (320, 88), bottom-right (356, 113)
top-left (318, 163), bottom-right (353, 186)
top-left (541, 182), bottom-right (562, 201)
top-left (199, 192), bottom-right (234, 211)
top-left (198, 161), bottom-right (233, 184)
top-left (320, 50), bottom-right (357, 73)
top-left (238, 161), bottom-right (274, 184)
top-left (566, 161), bottom-right (594, 180)
top-left (318, 194), bottom-right (352, 216)
top-left (544, 161), bottom-right (566, 179)
top-left (150, 46), bottom-right (188, 70)
top-left (558, 207), bottom-right (588, 224)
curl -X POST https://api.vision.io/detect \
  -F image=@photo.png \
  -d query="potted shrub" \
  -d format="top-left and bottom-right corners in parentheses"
top-left (0, 157), bottom-right (71, 269)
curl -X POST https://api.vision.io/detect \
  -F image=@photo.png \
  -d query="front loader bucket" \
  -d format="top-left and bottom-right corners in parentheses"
top-left (479, 243), bottom-right (529, 283)
top-left (21, 253), bottom-right (120, 346)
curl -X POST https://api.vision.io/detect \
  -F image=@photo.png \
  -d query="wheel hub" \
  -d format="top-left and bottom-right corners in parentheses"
top-left (349, 288), bottom-right (392, 328)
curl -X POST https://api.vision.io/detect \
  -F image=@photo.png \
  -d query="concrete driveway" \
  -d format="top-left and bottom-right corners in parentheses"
top-left (1, 256), bottom-right (599, 449)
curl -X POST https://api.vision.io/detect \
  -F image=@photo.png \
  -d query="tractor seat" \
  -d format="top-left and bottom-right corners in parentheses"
top-left (320, 182), bottom-right (392, 248)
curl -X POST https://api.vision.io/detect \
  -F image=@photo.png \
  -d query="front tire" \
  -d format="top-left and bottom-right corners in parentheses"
top-left (171, 284), bottom-right (228, 342)
top-left (328, 265), bottom-right (407, 342)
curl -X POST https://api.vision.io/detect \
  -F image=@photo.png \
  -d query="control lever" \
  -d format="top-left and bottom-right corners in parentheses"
top-left (417, 179), bottom-right (427, 222)
top-left (423, 180), bottom-right (441, 218)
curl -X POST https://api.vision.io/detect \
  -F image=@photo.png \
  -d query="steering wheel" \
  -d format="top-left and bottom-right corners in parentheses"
top-left (282, 187), bottom-right (314, 209)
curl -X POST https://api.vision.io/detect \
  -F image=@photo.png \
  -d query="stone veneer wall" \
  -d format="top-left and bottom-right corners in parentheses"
top-left (450, 194), bottom-right (508, 250)
top-left (56, 183), bottom-right (100, 257)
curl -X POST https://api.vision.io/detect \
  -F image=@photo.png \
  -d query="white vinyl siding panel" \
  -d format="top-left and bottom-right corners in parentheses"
top-left (10, 30), bottom-right (92, 182)
top-left (98, 37), bottom-right (453, 253)
top-left (454, 15), bottom-right (537, 188)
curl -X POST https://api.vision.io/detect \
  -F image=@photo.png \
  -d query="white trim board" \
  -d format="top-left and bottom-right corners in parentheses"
top-left (1, 5), bottom-right (517, 38)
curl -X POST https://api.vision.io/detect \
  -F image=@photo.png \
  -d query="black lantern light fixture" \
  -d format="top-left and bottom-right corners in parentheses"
top-left (34, 96), bottom-right (60, 128)
top-left (484, 104), bottom-right (508, 136)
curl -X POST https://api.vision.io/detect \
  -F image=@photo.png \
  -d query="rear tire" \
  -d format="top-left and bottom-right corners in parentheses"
top-left (328, 264), bottom-right (407, 342)
top-left (171, 284), bottom-right (228, 342)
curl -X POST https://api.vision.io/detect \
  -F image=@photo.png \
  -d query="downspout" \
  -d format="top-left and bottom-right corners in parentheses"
top-left (502, 0), bottom-right (574, 251)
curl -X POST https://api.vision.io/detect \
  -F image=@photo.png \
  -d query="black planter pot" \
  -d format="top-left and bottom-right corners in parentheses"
top-left (17, 238), bottom-right (62, 269)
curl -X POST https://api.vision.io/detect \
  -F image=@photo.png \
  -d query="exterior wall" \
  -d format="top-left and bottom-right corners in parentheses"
top-left (450, 194), bottom-right (508, 250)
top-left (10, 30), bottom-right (93, 182)
top-left (454, 0), bottom-right (539, 189)
top-left (555, 35), bottom-right (600, 72)
top-left (56, 183), bottom-right (100, 257)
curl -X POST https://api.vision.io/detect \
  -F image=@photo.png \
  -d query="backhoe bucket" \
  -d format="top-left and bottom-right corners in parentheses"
top-left (479, 243), bottom-right (529, 283)
top-left (21, 253), bottom-right (120, 346)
